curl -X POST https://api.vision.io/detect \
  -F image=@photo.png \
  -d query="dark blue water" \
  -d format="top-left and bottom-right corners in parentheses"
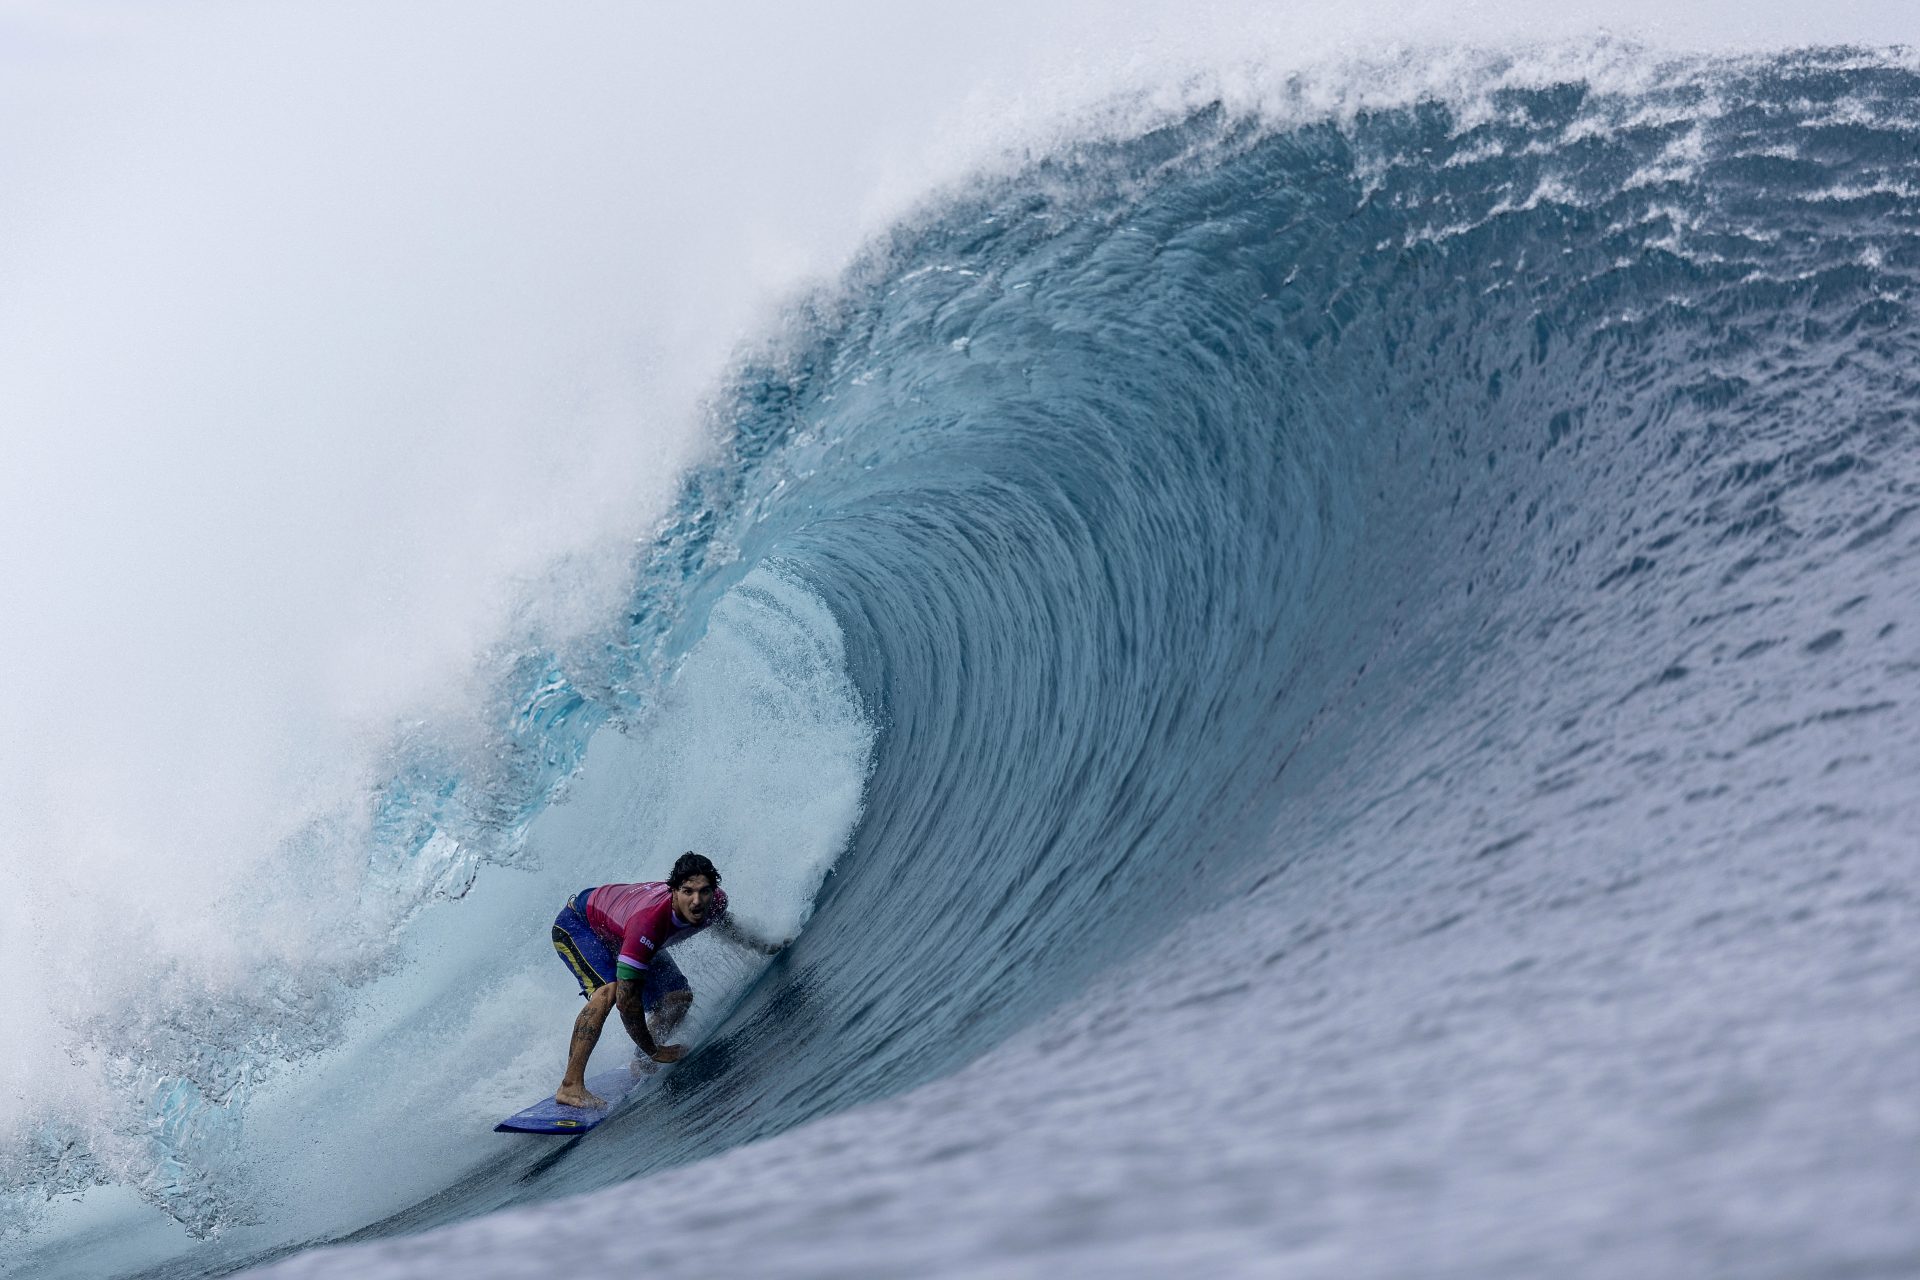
top-left (8, 47), bottom-right (1919, 1280)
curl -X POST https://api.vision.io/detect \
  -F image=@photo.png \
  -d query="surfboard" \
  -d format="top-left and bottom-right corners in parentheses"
top-left (494, 1067), bottom-right (645, 1135)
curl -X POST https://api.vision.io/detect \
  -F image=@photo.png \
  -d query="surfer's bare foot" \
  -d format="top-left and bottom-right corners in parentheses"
top-left (555, 1084), bottom-right (607, 1108)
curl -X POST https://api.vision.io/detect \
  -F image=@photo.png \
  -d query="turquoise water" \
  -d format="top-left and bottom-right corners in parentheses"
top-left (7, 46), bottom-right (1920, 1280)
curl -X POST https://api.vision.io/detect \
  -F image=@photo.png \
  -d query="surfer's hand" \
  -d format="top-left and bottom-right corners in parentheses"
top-left (648, 1043), bottom-right (686, 1064)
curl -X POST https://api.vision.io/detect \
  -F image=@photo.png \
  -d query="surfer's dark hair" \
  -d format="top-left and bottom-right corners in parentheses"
top-left (669, 852), bottom-right (720, 889)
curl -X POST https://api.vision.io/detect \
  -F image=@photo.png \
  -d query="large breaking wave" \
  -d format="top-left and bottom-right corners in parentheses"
top-left (6, 44), bottom-right (1919, 1280)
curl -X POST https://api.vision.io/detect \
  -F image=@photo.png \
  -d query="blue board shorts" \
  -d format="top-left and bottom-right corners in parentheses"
top-left (552, 888), bottom-right (689, 1012)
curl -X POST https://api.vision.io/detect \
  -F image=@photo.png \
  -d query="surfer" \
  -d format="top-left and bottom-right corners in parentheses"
top-left (549, 852), bottom-right (785, 1108)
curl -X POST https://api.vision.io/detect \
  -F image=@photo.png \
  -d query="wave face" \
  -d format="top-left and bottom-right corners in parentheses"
top-left (12, 46), bottom-right (1920, 1280)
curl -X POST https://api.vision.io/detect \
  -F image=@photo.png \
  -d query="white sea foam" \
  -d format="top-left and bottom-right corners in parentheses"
top-left (2, 0), bottom-right (1917, 1273)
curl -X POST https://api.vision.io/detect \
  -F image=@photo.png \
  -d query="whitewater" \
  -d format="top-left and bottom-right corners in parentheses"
top-left (3, 4), bottom-right (1918, 1278)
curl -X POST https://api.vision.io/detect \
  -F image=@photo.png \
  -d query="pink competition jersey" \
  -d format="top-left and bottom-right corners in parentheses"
top-left (584, 881), bottom-right (728, 976)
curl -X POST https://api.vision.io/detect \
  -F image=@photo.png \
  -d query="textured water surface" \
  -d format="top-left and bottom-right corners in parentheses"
top-left (7, 46), bottom-right (1920, 1280)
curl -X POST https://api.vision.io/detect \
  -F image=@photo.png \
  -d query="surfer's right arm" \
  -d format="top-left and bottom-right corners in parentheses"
top-left (614, 977), bottom-right (685, 1063)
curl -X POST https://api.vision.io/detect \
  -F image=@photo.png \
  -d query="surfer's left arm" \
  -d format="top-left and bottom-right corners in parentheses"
top-left (615, 977), bottom-right (684, 1062)
top-left (714, 914), bottom-right (787, 956)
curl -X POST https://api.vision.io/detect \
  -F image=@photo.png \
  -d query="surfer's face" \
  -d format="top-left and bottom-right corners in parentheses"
top-left (673, 874), bottom-right (715, 923)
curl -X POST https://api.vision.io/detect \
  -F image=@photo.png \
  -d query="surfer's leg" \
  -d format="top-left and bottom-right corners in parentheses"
top-left (552, 890), bottom-right (618, 998)
top-left (557, 981), bottom-right (616, 1107)
top-left (650, 989), bottom-right (693, 1040)
top-left (642, 953), bottom-right (694, 1041)
top-left (550, 889), bottom-right (622, 1105)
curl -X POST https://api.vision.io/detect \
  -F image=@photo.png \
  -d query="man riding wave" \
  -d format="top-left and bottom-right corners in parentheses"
top-left (550, 851), bottom-right (783, 1108)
